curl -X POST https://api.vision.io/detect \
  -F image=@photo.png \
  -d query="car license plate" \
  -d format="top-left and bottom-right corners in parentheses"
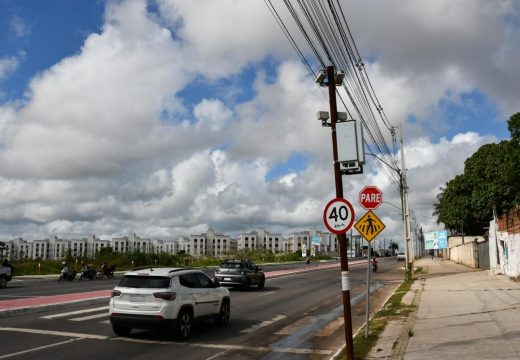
top-left (130, 294), bottom-right (148, 302)
top-left (224, 277), bottom-right (231, 281)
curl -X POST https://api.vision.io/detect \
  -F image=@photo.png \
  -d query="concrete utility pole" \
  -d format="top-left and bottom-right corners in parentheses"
top-left (326, 65), bottom-right (355, 360)
top-left (399, 125), bottom-right (413, 279)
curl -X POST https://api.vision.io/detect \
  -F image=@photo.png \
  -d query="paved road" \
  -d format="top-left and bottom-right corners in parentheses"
top-left (0, 258), bottom-right (405, 360)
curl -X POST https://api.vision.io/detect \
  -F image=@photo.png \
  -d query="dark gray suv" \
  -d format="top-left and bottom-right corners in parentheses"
top-left (214, 260), bottom-right (265, 289)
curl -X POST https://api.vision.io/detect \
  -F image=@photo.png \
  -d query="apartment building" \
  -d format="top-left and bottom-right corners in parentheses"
top-left (1, 228), bottom-right (346, 261)
top-left (184, 229), bottom-right (233, 257)
top-left (237, 229), bottom-right (282, 253)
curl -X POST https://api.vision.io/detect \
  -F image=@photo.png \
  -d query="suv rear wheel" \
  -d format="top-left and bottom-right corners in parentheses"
top-left (112, 325), bottom-right (131, 337)
top-left (215, 299), bottom-right (230, 326)
top-left (258, 277), bottom-right (265, 289)
top-left (175, 309), bottom-right (193, 340)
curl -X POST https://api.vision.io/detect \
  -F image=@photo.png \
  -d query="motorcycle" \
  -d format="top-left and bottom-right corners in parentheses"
top-left (78, 265), bottom-right (96, 281)
top-left (371, 259), bottom-right (378, 272)
top-left (96, 264), bottom-right (116, 279)
top-left (58, 267), bottom-right (77, 281)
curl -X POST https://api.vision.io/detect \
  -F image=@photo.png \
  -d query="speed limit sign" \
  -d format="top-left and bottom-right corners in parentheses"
top-left (323, 198), bottom-right (355, 234)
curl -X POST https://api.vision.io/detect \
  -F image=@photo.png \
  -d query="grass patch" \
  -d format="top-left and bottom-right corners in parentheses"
top-left (334, 277), bottom-right (416, 360)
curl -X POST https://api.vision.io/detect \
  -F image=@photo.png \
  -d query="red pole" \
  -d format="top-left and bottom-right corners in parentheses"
top-left (327, 65), bottom-right (354, 360)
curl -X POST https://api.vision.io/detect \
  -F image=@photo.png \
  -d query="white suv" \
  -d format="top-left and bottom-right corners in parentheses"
top-left (109, 267), bottom-right (230, 339)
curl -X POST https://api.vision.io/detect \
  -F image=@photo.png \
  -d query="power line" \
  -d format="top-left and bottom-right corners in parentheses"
top-left (265, 0), bottom-right (401, 181)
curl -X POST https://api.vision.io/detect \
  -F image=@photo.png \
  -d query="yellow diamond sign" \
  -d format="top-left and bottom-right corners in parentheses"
top-left (354, 210), bottom-right (385, 242)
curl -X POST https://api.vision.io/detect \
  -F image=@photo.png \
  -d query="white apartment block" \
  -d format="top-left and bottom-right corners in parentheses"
top-left (237, 229), bottom-right (282, 253)
top-left (0, 228), bottom-right (349, 261)
top-left (112, 233), bottom-right (152, 253)
top-left (151, 239), bottom-right (177, 255)
top-left (285, 231), bottom-right (312, 253)
top-left (187, 229), bottom-right (233, 257)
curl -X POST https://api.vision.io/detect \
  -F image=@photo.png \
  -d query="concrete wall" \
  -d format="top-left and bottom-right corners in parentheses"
top-left (449, 236), bottom-right (489, 269)
top-left (489, 220), bottom-right (520, 277)
top-left (450, 241), bottom-right (478, 268)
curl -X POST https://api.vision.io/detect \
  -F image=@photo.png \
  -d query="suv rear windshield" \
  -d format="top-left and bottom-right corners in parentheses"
top-left (219, 262), bottom-right (244, 269)
top-left (118, 275), bottom-right (171, 289)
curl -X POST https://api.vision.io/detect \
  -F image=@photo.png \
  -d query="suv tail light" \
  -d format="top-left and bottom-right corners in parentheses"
top-left (111, 290), bottom-right (121, 297)
top-left (153, 292), bottom-right (177, 301)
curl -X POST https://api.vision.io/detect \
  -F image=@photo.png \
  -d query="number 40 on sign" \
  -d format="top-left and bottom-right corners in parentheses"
top-left (323, 198), bottom-right (355, 234)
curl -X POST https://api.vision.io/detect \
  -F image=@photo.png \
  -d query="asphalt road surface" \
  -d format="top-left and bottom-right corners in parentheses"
top-left (0, 258), bottom-right (404, 360)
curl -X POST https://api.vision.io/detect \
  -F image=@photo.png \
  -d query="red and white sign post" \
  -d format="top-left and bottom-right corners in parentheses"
top-left (359, 186), bottom-right (383, 210)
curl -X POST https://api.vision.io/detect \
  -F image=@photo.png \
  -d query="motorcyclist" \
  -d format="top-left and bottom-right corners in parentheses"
top-left (371, 257), bottom-right (378, 271)
top-left (59, 261), bottom-right (69, 281)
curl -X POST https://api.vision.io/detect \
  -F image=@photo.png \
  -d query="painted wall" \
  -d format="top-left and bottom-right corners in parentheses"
top-left (489, 220), bottom-right (520, 277)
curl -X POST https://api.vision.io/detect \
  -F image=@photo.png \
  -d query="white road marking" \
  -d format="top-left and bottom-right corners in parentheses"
top-left (41, 306), bottom-right (109, 319)
top-left (70, 312), bottom-right (109, 322)
top-left (275, 316), bottom-right (312, 335)
top-left (193, 343), bottom-right (332, 355)
top-left (315, 317), bottom-right (344, 337)
top-left (204, 348), bottom-right (231, 360)
top-left (0, 326), bottom-right (334, 356)
top-left (0, 326), bottom-right (108, 340)
top-left (240, 314), bottom-right (287, 333)
top-left (257, 291), bottom-right (274, 297)
top-left (0, 339), bottom-right (79, 359)
top-left (110, 337), bottom-right (174, 345)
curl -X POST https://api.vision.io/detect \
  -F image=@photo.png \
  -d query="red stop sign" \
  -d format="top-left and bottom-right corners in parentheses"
top-left (359, 186), bottom-right (383, 210)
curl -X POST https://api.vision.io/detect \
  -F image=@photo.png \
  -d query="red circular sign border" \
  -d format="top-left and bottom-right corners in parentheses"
top-left (323, 198), bottom-right (355, 234)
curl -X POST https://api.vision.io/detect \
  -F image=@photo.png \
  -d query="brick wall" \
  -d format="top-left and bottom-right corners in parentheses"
top-left (497, 205), bottom-right (520, 233)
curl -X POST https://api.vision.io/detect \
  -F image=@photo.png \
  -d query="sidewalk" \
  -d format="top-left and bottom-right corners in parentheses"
top-left (368, 257), bottom-right (520, 359)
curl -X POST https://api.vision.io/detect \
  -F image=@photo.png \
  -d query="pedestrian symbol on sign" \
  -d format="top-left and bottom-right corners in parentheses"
top-left (354, 210), bottom-right (385, 242)
top-left (358, 214), bottom-right (382, 236)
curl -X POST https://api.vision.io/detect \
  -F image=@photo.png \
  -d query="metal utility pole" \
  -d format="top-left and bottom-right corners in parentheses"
top-left (326, 65), bottom-right (355, 360)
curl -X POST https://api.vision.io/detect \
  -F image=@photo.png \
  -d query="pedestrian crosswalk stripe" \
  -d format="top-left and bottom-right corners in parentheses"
top-left (275, 316), bottom-right (312, 335)
top-left (315, 317), bottom-right (343, 336)
top-left (240, 314), bottom-right (286, 333)
top-left (41, 306), bottom-right (109, 319)
top-left (70, 312), bottom-right (109, 322)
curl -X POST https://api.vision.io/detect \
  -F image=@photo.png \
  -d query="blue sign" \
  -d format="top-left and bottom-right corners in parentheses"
top-left (425, 230), bottom-right (448, 250)
top-left (438, 230), bottom-right (448, 249)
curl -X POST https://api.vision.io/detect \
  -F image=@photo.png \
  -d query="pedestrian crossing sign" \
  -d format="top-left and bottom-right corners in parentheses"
top-left (354, 210), bottom-right (385, 242)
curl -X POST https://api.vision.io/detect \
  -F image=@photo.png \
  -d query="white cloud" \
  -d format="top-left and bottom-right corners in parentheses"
top-left (0, 0), bottom-right (516, 245)
top-left (344, 0), bottom-right (520, 128)
top-left (0, 56), bottom-right (19, 81)
top-left (156, 0), bottom-right (294, 78)
top-left (10, 15), bottom-right (31, 39)
top-left (194, 99), bottom-right (232, 132)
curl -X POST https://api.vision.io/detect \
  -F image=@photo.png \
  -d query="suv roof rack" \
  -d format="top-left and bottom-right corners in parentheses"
top-left (132, 267), bottom-right (155, 271)
top-left (168, 269), bottom-right (185, 273)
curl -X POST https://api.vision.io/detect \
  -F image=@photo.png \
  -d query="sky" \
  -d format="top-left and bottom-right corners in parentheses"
top-left (0, 0), bottom-right (518, 250)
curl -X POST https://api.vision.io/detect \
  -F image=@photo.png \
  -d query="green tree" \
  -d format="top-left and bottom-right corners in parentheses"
top-left (435, 112), bottom-right (520, 234)
top-left (508, 112), bottom-right (520, 142)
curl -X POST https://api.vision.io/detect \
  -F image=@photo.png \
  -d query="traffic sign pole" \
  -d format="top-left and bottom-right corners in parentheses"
top-left (366, 242), bottom-right (371, 338)
top-left (326, 65), bottom-right (354, 360)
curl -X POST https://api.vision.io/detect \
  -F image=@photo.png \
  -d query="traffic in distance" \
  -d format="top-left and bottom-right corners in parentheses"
top-left (0, 256), bottom-right (405, 359)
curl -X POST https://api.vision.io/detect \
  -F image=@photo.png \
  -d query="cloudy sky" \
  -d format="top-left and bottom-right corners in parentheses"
top-left (0, 0), bottom-right (518, 249)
